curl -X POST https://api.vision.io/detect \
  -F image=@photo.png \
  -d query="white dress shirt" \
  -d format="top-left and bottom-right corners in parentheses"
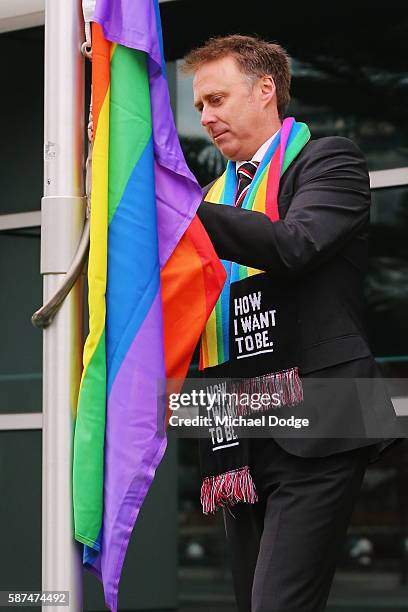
top-left (236, 129), bottom-right (280, 174)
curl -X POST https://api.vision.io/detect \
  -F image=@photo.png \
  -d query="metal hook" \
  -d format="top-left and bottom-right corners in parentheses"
top-left (31, 218), bottom-right (90, 329)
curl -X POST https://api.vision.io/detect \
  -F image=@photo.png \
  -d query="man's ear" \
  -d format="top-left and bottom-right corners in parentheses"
top-left (260, 75), bottom-right (276, 104)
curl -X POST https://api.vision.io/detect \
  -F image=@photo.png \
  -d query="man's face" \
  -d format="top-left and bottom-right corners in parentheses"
top-left (193, 55), bottom-right (269, 161)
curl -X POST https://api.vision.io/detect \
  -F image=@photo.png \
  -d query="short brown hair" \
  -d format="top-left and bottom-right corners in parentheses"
top-left (181, 34), bottom-right (291, 120)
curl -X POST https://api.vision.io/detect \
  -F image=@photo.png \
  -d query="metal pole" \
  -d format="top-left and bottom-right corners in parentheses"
top-left (42, 0), bottom-right (85, 610)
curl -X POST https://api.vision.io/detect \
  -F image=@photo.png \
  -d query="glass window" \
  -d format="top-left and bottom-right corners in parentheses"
top-left (0, 431), bottom-right (42, 591)
top-left (0, 228), bottom-right (42, 413)
top-left (288, 57), bottom-right (407, 171)
top-left (0, 27), bottom-right (44, 215)
top-left (162, 0), bottom-right (408, 172)
top-left (366, 186), bottom-right (408, 378)
top-left (329, 441), bottom-right (408, 609)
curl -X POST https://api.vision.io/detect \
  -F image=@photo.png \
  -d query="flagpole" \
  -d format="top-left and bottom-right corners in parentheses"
top-left (41, 0), bottom-right (85, 610)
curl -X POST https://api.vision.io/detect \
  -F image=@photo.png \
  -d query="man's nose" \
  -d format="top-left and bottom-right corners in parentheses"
top-left (201, 106), bottom-right (216, 128)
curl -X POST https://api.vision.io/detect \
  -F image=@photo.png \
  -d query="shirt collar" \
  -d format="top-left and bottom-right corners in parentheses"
top-left (236, 129), bottom-right (280, 174)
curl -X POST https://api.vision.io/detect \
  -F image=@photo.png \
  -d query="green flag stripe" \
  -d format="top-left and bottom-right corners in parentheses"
top-left (108, 46), bottom-right (152, 224)
top-left (73, 331), bottom-right (106, 545)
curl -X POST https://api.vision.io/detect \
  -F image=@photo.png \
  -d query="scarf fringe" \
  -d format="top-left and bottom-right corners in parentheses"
top-left (230, 366), bottom-right (303, 416)
top-left (200, 465), bottom-right (258, 515)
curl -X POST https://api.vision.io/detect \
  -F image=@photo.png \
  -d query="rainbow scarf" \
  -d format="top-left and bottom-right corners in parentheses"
top-left (200, 118), bottom-right (310, 370)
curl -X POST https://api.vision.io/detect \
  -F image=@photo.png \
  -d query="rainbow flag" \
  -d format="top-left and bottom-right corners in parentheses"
top-left (73, 1), bottom-right (225, 610)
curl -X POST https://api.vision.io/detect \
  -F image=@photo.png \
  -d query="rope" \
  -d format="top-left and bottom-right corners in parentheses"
top-left (85, 91), bottom-right (93, 219)
top-left (81, 21), bottom-right (92, 60)
top-left (81, 21), bottom-right (93, 219)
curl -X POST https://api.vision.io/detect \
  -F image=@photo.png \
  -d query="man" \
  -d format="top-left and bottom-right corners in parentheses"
top-left (181, 35), bottom-right (400, 611)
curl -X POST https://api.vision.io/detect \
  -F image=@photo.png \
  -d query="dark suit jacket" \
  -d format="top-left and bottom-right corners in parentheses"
top-left (197, 136), bottom-right (400, 459)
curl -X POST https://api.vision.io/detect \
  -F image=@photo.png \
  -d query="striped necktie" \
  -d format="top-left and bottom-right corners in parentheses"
top-left (235, 161), bottom-right (260, 207)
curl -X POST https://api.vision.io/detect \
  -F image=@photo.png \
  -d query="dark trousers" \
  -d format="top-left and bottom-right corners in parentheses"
top-left (223, 437), bottom-right (374, 612)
